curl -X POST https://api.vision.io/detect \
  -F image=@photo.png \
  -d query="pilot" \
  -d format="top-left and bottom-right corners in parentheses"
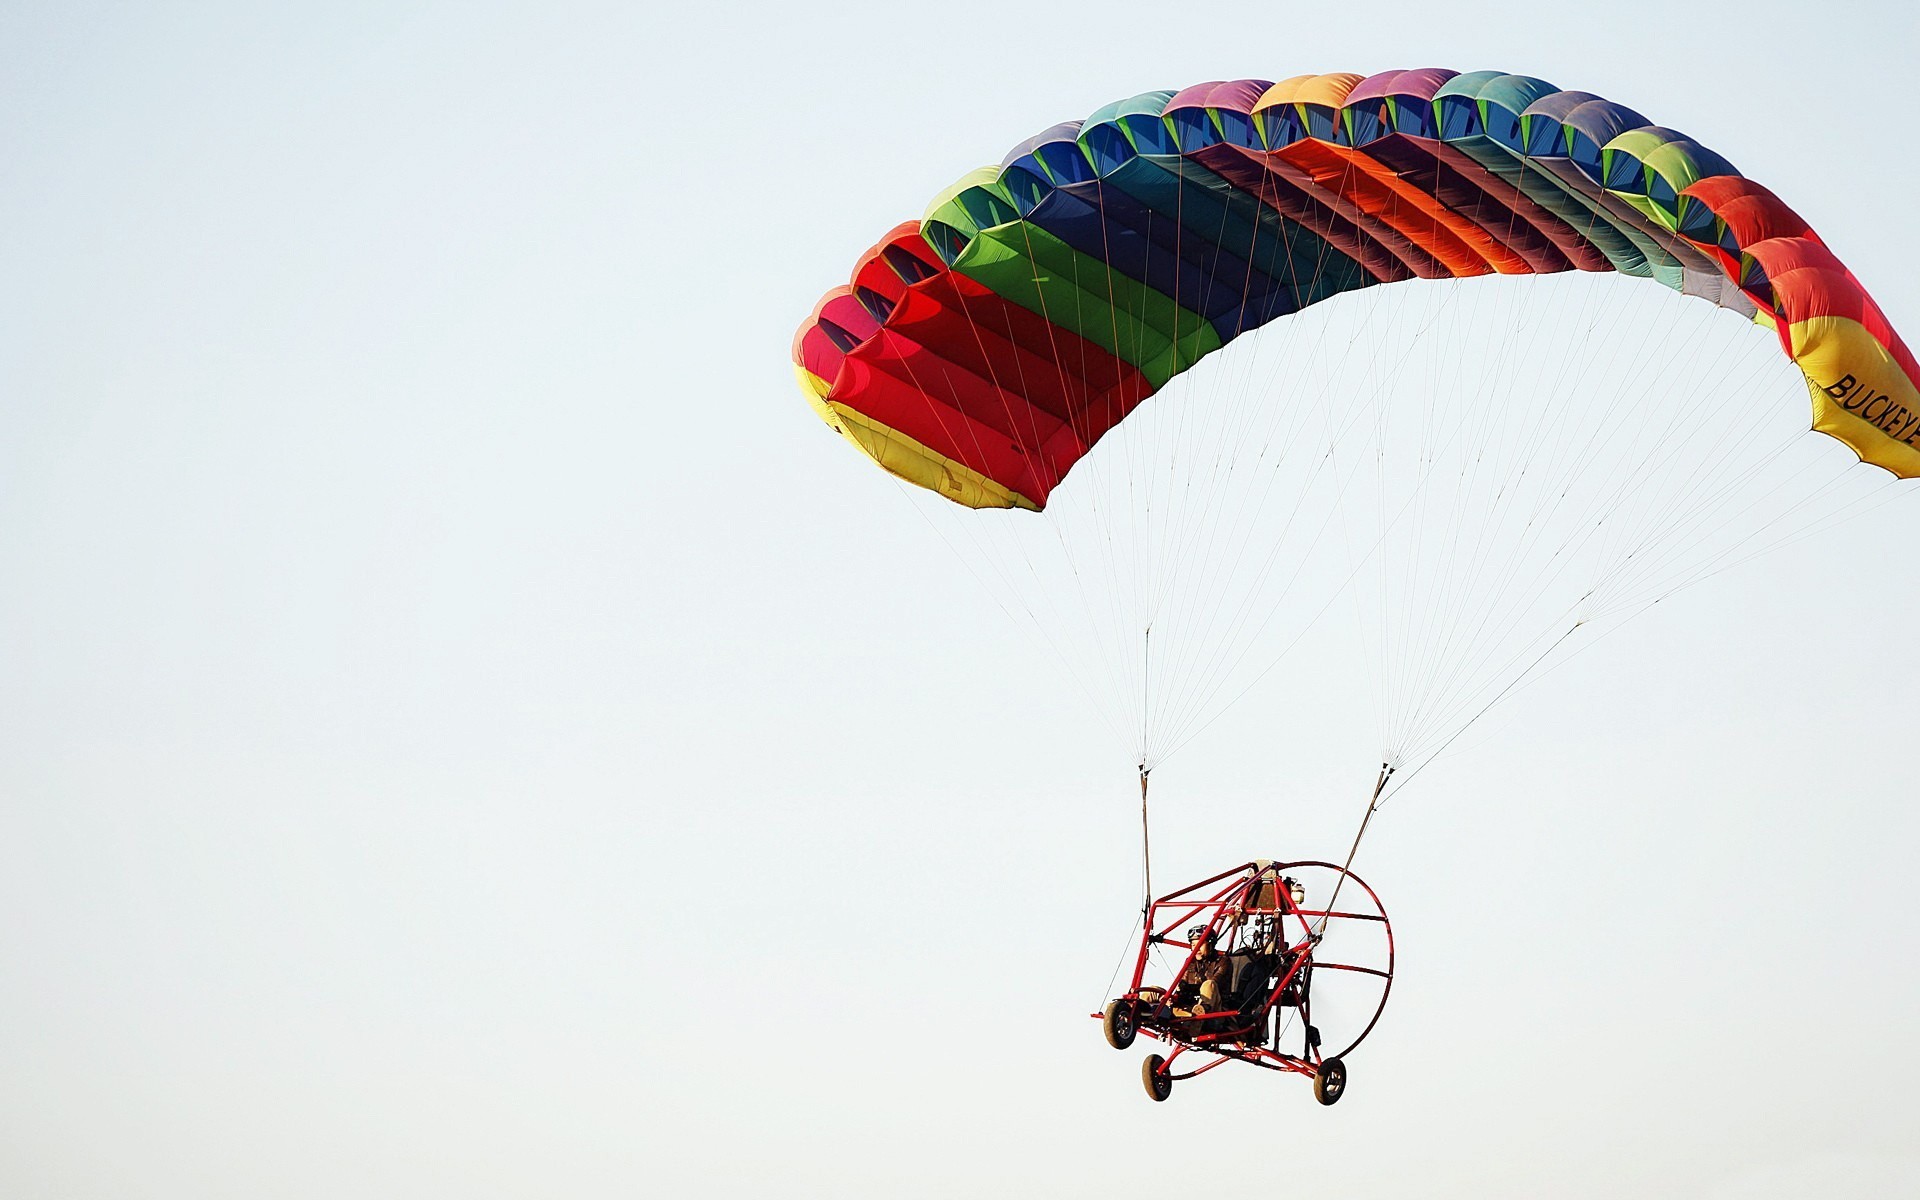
top-left (1173, 924), bottom-right (1231, 1016)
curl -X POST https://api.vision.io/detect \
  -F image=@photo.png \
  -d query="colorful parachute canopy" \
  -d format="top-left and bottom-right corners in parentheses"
top-left (795, 70), bottom-right (1919, 510)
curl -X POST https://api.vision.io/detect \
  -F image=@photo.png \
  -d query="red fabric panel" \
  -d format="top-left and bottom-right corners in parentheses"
top-left (850, 223), bottom-right (943, 303)
top-left (1745, 237), bottom-right (1855, 279)
top-left (902, 271), bottom-right (1147, 426)
top-left (819, 291), bottom-right (879, 340)
top-left (851, 322), bottom-right (1064, 448)
top-left (795, 215), bottom-right (1160, 504)
top-left (836, 321), bottom-right (1153, 506)
top-left (1682, 177), bottom-right (1819, 248)
top-left (793, 286), bottom-right (855, 381)
top-left (835, 340), bottom-right (1052, 502)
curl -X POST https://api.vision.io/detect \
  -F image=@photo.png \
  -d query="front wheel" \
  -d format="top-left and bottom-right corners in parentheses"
top-left (1313, 1057), bottom-right (1347, 1106)
top-left (1141, 1053), bottom-right (1173, 1102)
top-left (1102, 1000), bottom-right (1137, 1050)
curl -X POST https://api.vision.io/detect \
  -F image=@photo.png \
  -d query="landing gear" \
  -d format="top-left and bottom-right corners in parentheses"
top-left (1102, 999), bottom-right (1137, 1050)
top-left (1313, 1057), bottom-right (1347, 1106)
top-left (1142, 1053), bottom-right (1173, 1102)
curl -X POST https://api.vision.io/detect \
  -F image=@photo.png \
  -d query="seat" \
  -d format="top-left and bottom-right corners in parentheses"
top-left (1226, 951), bottom-right (1278, 1013)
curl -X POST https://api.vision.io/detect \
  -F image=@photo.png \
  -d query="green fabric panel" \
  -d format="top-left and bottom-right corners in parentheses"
top-left (924, 167), bottom-right (1007, 235)
top-left (954, 222), bottom-right (1222, 388)
top-left (1081, 90), bottom-right (1178, 131)
top-left (1612, 191), bottom-right (1669, 228)
top-left (1604, 127), bottom-right (1681, 160)
top-left (925, 179), bottom-right (1020, 244)
top-left (1643, 142), bottom-right (1715, 190)
top-left (1431, 70), bottom-right (1506, 104)
top-left (1599, 130), bottom-right (1720, 229)
top-left (1475, 75), bottom-right (1558, 111)
top-left (1474, 75), bottom-right (1559, 126)
top-left (1529, 156), bottom-right (1688, 287)
top-left (1640, 142), bottom-right (1724, 231)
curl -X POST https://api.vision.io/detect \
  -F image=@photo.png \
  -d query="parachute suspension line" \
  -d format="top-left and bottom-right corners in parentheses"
top-left (1387, 618), bottom-right (1586, 797)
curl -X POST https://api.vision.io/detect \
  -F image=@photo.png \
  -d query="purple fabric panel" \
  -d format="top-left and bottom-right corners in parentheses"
top-left (1559, 100), bottom-right (1653, 146)
top-left (1367, 66), bottom-right (1459, 103)
top-left (1344, 69), bottom-right (1414, 105)
top-left (1000, 121), bottom-right (1083, 167)
top-left (1201, 78), bottom-right (1272, 112)
top-left (1521, 90), bottom-right (1603, 123)
top-left (1165, 81), bottom-right (1227, 111)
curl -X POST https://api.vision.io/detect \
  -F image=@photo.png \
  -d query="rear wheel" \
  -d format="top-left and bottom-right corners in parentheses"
top-left (1102, 1000), bottom-right (1137, 1050)
top-left (1141, 1053), bottom-right (1172, 1102)
top-left (1313, 1057), bottom-right (1347, 1106)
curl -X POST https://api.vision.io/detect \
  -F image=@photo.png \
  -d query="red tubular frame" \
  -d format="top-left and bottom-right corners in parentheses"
top-left (1099, 860), bottom-right (1396, 1088)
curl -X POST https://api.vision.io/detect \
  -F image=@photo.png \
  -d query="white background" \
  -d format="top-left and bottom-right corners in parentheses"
top-left (4, 1), bottom-right (1917, 1196)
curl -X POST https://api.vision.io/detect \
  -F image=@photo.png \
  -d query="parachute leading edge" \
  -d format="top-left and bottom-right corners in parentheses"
top-left (794, 69), bottom-right (1920, 504)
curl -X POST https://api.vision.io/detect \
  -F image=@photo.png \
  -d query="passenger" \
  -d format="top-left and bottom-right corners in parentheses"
top-left (1173, 924), bottom-right (1231, 1017)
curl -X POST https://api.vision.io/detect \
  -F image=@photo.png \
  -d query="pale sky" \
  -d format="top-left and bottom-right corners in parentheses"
top-left (4, 2), bottom-right (1918, 1197)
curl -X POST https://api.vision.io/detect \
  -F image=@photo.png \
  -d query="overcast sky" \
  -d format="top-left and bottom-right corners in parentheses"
top-left (4, 2), bottom-right (1918, 1197)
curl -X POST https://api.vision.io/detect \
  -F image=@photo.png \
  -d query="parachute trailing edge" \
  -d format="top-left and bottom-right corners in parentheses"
top-left (794, 69), bottom-right (1920, 509)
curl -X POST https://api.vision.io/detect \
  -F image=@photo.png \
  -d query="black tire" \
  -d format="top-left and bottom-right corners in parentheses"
top-left (1313, 1057), bottom-right (1347, 1106)
top-left (1102, 1000), bottom-right (1137, 1050)
top-left (1142, 1053), bottom-right (1173, 1102)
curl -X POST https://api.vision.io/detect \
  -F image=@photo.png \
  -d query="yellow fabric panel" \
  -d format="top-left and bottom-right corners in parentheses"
top-left (792, 365), bottom-right (1040, 510)
top-left (1291, 72), bottom-right (1367, 109)
top-left (1253, 73), bottom-right (1365, 111)
top-left (1788, 316), bottom-right (1920, 477)
top-left (1252, 74), bottom-right (1319, 110)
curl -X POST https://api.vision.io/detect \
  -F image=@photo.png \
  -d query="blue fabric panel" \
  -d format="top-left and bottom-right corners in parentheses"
top-left (1389, 95), bottom-right (1435, 138)
top-left (1122, 114), bottom-right (1177, 156)
top-left (1034, 139), bottom-right (1097, 185)
top-left (1103, 156), bottom-right (1375, 302)
top-left (1001, 122), bottom-right (1083, 169)
top-left (1023, 157), bottom-right (1376, 342)
top-left (1168, 106), bottom-right (1219, 152)
top-left (1216, 108), bottom-right (1260, 149)
top-left (1031, 181), bottom-right (1288, 330)
top-left (1348, 99), bottom-right (1392, 145)
top-left (1081, 124), bottom-right (1136, 174)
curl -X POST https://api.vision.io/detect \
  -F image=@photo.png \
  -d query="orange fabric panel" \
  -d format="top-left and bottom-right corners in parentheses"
top-left (1273, 140), bottom-right (1526, 276)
